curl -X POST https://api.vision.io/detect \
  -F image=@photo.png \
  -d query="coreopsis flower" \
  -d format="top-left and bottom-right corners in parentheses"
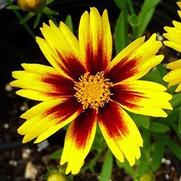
top-left (17, 0), bottom-right (45, 12)
top-left (163, 2), bottom-right (181, 92)
top-left (10, 8), bottom-right (172, 174)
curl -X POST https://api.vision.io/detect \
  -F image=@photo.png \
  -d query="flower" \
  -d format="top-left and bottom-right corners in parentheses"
top-left (17, 0), bottom-right (45, 12)
top-left (10, 7), bottom-right (172, 174)
top-left (47, 173), bottom-right (66, 181)
top-left (163, 2), bottom-right (181, 92)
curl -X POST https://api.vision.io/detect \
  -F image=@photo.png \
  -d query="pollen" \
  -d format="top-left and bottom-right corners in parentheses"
top-left (74, 72), bottom-right (113, 111)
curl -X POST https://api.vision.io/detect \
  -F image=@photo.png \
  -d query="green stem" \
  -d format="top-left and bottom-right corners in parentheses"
top-left (6, 0), bottom-right (35, 39)
top-left (81, 149), bottom-right (103, 173)
top-left (127, 0), bottom-right (135, 15)
top-left (127, 0), bottom-right (138, 39)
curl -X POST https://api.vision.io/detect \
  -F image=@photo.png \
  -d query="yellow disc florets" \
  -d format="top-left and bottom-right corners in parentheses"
top-left (74, 72), bottom-right (113, 111)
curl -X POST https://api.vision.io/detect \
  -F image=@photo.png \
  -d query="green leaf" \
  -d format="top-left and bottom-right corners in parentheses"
top-left (34, 13), bottom-right (42, 28)
top-left (65, 15), bottom-right (73, 32)
top-left (157, 64), bottom-right (167, 78)
top-left (128, 14), bottom-right (138, 27)
top-left (99, 150), bottom-right (113, 181)
top-left (131, 113), bottom-right (150, 129)
top-left (178, 108), bottom-right (181, 134)
top-left (116, 159), bottom-right (135, 177)
top-left (171, 93), bottom-right (181, 108)
top-left (6, 5), bottom-right (20, 10)
top-left (136, 156), bottom-right (150, 178)
top-left (20, 12), bottom-right (35, 24)
top-left (151, 138), bottom-right (165, 171)
top-left (143, 64), bottom-right (166, 84)
top-left (150, 122), bottom-right (170, 133)
top-left (50, 149), bottom-right (62, 160)
top-left (46, 0), bottom-right (55, 5)
top-left (43, 7), bottom-right (59, 16)
top-left (166, 138), bottom-right (181, 160)
top-left (137, 0), bottom-right (160, 37)
top-left (114, 11), bottom-right (128, 53)
top-left (113, 0), bottom-right (127, 10)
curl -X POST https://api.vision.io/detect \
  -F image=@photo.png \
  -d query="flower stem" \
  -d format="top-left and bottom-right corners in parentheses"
top-left (127, 0), bottom-right (138, 39)
top-left (6, 0), bottom-right (35, 39)
top-left (127, 0), bottom-right (135, 15)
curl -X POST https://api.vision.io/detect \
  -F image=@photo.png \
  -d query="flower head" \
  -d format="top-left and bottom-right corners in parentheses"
top-left (17, 0), bottom-right (45, 12)
top-left (163, 2), bottom-right (181, 92)
top-left (10, 7), bottom-right (172, 174)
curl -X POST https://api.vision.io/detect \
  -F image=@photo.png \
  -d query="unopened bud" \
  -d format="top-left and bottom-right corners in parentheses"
top-left (140, 173), bottom-right (154, 181)
top-left (17, 0), bottom-right (46, 12)
top-left (47, 173), bottom-right (66, 181)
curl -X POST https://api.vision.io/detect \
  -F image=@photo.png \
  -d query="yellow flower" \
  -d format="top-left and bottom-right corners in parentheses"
top-left (163, 2), bottom-right (181, 92)
top-left (47, 173), bottom-right (66, 181)
top-left (10, 8), bottom-right (172, 174)
top-left (17, 0), bottom-right (45, 12)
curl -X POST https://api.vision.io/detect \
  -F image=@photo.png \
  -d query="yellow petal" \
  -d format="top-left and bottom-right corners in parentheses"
top-left (21, 63), bottom-right (59, 75)
top-left (166, 59), bottom-right (181, 70)
top-left (102, 9), bottom-right (112, 66)
top-left (36, 36), bottom-right (68, 78)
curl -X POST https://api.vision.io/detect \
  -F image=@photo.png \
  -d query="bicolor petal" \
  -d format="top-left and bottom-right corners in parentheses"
top-left (79, 8), bottom-right (112, 74)
top-left (37, 21), bottom-right (86, 80)
top-left (18, 98), bottom-right (82, 143)
top-left (106, 34), bottom-right (163, 83)
top-left (60, 109), bottom-right (97, 174)
top-left (10, 64), bottom-right (75, 101)
top-left (111, 80), bottom-right (172, 117)
top-left (98, 101), bottom-right (143, 166)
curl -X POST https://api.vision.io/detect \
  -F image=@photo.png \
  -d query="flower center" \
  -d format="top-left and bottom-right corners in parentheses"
top-left (74, 72), bottom-right (113, 111)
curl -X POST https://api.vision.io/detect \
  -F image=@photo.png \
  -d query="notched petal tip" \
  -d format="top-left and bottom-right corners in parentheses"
top-left (21, 63), bottom-right (28, 69)
top-left (175, 85), bottom-right (181, 92)
top-left (9, 80), bottom-right (16, 87)
top-left (42, 22), bottom-right (49, 29)
top-left (11, 71), bottom-right (19, 79)
top-left (59, 21), bottom-right (64, 27)
top-left (35, 36), bottom-right (43, 44)
top-left (161, 111), bottom-right (168, 118)
top-left (20, 113), bottom-right (27, 119)
top-left (49, 19), bottom-right (56, 27)
top-left (102, 9), bottom-right (108, 16)
top-left (164, 26), bottom-right (170, 32)
top-left (162, 33), bottom-right (167, 38)
top-left (163, 40), bottom-right (170, 47)
top-left (81, 10), bottom-right (89, 18)
top-left (34, 138), bottom-right (42, 144)
top-left (141, 35), bottom-right (145, 41)
top-left (17, 127), bottom-right (24, 135)
top-left (90, 7), bottom-right (101, 18)
top-left (163, 73), bottom-right (170, 82)
top-left (90, 7), bottom-right (98, 11)
top-left (22, 136), bottom-right (31, 144)
top-left (151, 33), bottom-right (157, 39)
top-left (16, 90), bottom-right (24, 96)
top-left (177, 1), bottom-right (181, 8)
